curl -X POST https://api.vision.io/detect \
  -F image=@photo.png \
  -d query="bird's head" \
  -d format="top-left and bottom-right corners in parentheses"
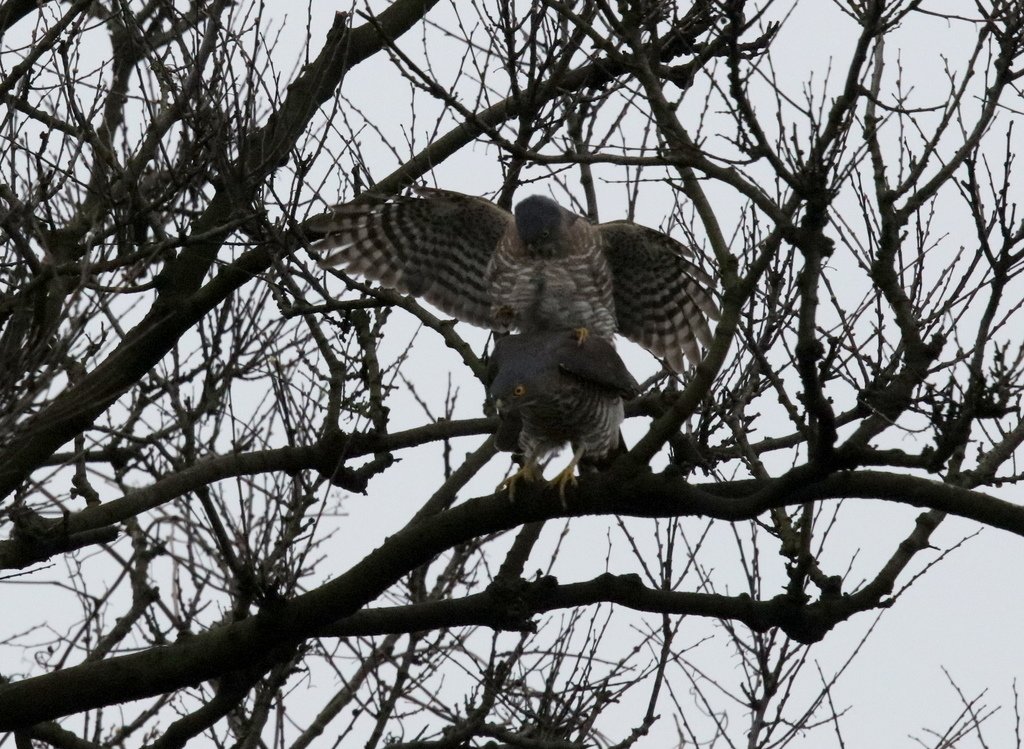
top-left (491, 380), bottom-right (532, 416)
top-left (514, 195), bottom-right (564, 254)
top-left (490, 350), bottom-right (566, 414)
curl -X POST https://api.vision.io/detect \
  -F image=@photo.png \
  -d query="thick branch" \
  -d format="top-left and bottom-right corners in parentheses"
top-left (1, 464), bottom-right (1022, 727)
top-left (0, 417), bottom-right (493, 569)
top-left (321, 571), bottom-right (883, 645)
top-left (0, 0), bottom-right (441, 501)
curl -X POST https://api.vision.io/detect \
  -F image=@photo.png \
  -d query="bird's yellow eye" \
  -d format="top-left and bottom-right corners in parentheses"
top-left (513, 385), bottom-right (527, 397)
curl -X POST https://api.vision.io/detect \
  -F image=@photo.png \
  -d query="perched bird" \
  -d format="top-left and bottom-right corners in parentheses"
top-left (487, 329), bottom-right (640, 501)
top-left (305, 187), bottom-right (719, 370)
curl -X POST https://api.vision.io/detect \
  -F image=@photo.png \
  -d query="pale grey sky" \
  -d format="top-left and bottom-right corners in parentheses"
top-left (3, 1), bottom-right (1023, 746)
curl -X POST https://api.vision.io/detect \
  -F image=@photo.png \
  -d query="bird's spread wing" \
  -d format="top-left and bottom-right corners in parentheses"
top-left (599, 222), bottom-right (720, 371)
top-left (554, 334), bottom-right (640, 399)
top-left (305, 187), bottom-right (512, 328)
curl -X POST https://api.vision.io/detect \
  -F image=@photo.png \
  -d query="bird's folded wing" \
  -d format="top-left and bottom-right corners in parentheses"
top-left (555, 334), bottom-right (641, 399)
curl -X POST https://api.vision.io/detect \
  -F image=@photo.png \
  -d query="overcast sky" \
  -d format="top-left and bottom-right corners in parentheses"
top-left (296, 2), bottom-right (1024, 745)
top-left (3, 1), bottom-right (1024, 746)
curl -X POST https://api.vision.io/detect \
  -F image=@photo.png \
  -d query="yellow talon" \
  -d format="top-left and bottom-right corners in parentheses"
top-left (550, 465), bottom-right (578, 508)
top-left (573, 327), bottom-right (589, 345)
top-left (550, 446), bottom-right (585, 508)
top-left (498, 460), bottom-right (541, 502)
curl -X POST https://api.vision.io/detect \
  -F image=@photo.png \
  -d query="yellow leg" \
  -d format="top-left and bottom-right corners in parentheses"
top-left (498, 457), bottom-right (541, 502)
top-left (550, 446), bottom-right (585, 507)
top-left (573, 326), bottom-right (589, 345)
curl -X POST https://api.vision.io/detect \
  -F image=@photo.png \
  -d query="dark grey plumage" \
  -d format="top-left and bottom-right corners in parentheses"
top-left (305, 187), bottom-right (720, 370)
top-left (487, 329), bottom-right (639, 499)
top-left (513, 195), bottom-right (563, 250)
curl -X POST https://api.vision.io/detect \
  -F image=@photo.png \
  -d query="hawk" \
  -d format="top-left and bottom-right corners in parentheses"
top-left (305, 187), bottom-right (720, 370)
top-left (487, 329), bottom-right (640, 501)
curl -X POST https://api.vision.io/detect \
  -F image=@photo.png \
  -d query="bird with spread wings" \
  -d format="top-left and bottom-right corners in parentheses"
top-left (304, 187), bottom-right (720, 371)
